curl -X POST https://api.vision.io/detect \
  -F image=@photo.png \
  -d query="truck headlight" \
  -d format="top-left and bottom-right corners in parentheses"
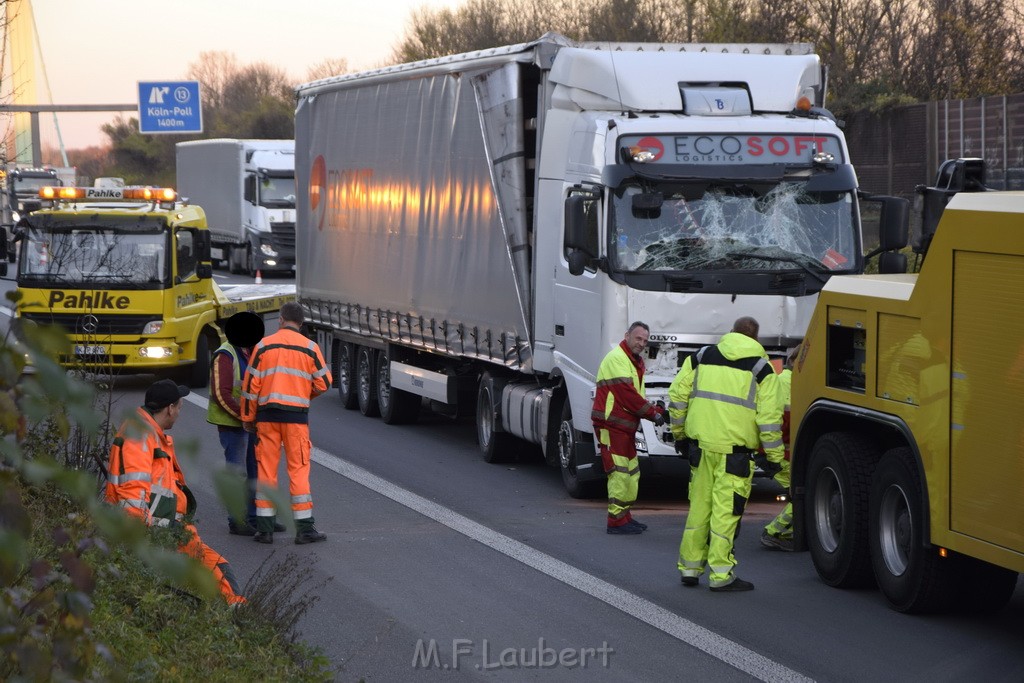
top-left (11, 210), bottom-right (20, 222)
top-left (143, 320), bottom-right (164, 334)
top-left (140, 346), bottom-right (174, 359)
top-left (260, 243), bottom-right (278, 257)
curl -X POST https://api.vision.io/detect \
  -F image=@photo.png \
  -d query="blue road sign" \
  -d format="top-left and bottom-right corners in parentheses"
top-left (137, 81), bottom-right (203, 134)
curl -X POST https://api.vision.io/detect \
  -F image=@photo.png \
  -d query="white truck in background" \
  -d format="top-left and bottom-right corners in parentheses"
top-left (175, 139), bottom-right (296, 276)
top-left (294, 33), bottom-right (907, 497)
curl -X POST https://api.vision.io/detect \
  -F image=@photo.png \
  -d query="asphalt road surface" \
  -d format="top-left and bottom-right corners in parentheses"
top-left (106, 373), bottom-right (1023, 683)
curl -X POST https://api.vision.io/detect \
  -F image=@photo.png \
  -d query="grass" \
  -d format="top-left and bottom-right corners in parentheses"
top-left (13, 476), bottom-right (335, 682)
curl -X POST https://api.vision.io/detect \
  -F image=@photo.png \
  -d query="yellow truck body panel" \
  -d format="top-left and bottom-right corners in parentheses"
top-left (792, 192), bottom-right (1024, 579)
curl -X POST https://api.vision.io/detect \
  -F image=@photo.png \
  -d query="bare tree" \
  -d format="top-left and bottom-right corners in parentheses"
top-left (186, 51), bottom-right (241, 113)
top-left (305, 57), bottom-right (350, 82)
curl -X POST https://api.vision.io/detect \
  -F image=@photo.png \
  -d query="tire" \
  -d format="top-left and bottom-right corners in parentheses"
top-left (805, 431), bottom-right (878, 588)
top-left (869, 447), bottom-right (959, 613)
top-left (186, 330), bottom-right (213, 388)
top-left (333, 340), bottom-right (358, 410)
top-left (248, 242), bottom-right (260, 277)
top-left (476, 372), bottom-right (516, 463)
top-left (356, 346), bottom-right (379, 417)
top-left (228, 245), bottom-right (244, 274)
top-left (377, 348), bottom-right (420, 425)
top-left (557, 398), bottom-right (604, 499)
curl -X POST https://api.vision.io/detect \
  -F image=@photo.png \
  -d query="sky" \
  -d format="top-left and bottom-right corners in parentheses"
top-left (8, 0), bottom-right (462, 152)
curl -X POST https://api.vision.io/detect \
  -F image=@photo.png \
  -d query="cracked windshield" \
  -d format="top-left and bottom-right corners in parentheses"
top-left (20, 229), bottom-right (167, 285)
top-left (611, 181), bottom-right (856, 275)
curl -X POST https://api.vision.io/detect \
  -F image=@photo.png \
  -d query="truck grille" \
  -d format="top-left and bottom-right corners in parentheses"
top-left (270, 222), bottom-right (295, 252)
top-left (21, 312), bottom-right (161, 336)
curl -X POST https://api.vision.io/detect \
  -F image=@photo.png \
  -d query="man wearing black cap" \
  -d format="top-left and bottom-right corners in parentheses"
top-left (207, 311), bottom-right (283, 536)
top-left (106, 378), bottom-right (245, 605)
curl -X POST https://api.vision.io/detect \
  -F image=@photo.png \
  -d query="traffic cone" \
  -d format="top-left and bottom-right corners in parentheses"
top-left (255, 270), bottom-right (263, 284)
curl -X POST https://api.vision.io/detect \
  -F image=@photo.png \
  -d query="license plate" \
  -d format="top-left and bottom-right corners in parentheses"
top-left (74, 345), bottom-right (106, 356)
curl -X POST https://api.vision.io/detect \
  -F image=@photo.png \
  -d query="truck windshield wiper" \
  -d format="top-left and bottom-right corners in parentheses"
top-left (727, 249), bottom-right (829, 284)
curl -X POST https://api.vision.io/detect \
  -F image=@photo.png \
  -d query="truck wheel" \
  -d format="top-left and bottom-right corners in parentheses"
top-left (355, 346), bottom-right (379, 417)
top-left (805, 432), bottom-right (877, 588)
top-left (228, 246), bottom-right (244, 274)
top-left (376, 348), bottom-right (419, 425)
top-left (476, 372), bottom-right (516, 463)
top-left (248, 243), bottom-right (260, 277)
top-left (557, 399), bottom-right (604, 499)
top-left (186, 330), bottom-right (213, 388)
top-left (869, 447), bottom-right (958, 613)
top-left (333, 340), bottom-right (358, 410)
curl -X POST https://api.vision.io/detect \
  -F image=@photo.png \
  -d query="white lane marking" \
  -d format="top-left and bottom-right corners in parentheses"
top-left (182, 392), bottom-right (811, 683)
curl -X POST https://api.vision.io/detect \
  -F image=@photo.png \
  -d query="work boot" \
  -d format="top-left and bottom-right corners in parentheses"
top-left (629, 518), bottom-right (648, 530)
top-left (253, 531), bottom-right (273, 544)
top-left (229, 521), bottom-right (256, 536)
top-left (607, 523), bottom-right (643, 535)
top-left (760, 530), bottom-right (794, 552)
top-left (680, 575), bottom-right (699, 587)
top-left (710, 577), bottom-right (754, 592)
top-left (249, 519), bottom-right (287, 533)
top-left (295, 527), bottom-right (327, 544)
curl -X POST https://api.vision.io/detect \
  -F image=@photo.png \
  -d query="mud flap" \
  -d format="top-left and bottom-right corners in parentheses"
top-left (574, 437), bottom-right (604, 482)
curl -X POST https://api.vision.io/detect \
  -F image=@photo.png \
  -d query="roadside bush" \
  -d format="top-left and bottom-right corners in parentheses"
top-left (1, 290), bottom-right (333, 681)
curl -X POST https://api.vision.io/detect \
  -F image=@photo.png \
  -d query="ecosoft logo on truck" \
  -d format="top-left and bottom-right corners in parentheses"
top-left (623, 134), bottom-right (844, 164)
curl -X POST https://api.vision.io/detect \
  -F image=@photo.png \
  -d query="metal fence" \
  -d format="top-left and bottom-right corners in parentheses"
top-left (846, 92), bottom-right (1024, 198)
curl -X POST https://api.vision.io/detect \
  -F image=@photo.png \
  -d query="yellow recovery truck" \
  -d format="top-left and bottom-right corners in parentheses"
top-left (7, 186), bottom-right (294, 386)
top-left (790, 172), bottom-right (1024, 613)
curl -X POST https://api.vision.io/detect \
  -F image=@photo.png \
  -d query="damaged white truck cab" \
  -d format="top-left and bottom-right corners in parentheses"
top-left (295, 34), bottom-right (907, 496)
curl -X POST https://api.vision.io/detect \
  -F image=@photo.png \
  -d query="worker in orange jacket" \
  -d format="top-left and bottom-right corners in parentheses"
top-left (241, 302), bottom-right (332, 545)
top-left (106, 379), bottom-right (244, 605)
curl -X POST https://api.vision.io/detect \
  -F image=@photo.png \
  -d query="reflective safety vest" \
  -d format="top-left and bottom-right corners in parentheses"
top-left (105, 407), bottom-right (196, 527)
top-left (241, 326), bottom-right (331, 422)
top-left (592, 340), bottom-right (660, 453)
top-left (207, 343), bottom-right (244, 427)
top-left (668, 332), bottom-right (784, 460)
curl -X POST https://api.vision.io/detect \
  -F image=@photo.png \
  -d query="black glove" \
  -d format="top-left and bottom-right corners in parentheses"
top-left (755, 454), bottom-right (783, 477)
top-left (652, 411), bottom-right (665, 427)
top-left (674, 438), bottom-right (690, 455)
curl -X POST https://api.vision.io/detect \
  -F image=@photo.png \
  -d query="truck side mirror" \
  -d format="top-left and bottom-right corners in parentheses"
top-left (196, 263), bottom-right (213, 279)
top-left (877, 250), bottom-right (907, 274)
top-left (244, 175), bottom-right (257, 204)
top-left (196, 230), bottom-right (212, 261)
top-left (565, 194), bottom-right (595, 254)
top-left (568, 250), bottom-right (589, 276)
top-left (877, 196), bottom-right (910, 251)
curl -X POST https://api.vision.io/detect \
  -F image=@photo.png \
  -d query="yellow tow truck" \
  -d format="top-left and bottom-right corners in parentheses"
top-left (790, 169), bottom-right (1024, 613)
top-left (9, 185), bottom-right (294, 386)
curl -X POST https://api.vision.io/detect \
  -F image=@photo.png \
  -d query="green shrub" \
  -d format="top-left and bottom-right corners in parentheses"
top-left (2, 291), bottom-right (333, 681)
